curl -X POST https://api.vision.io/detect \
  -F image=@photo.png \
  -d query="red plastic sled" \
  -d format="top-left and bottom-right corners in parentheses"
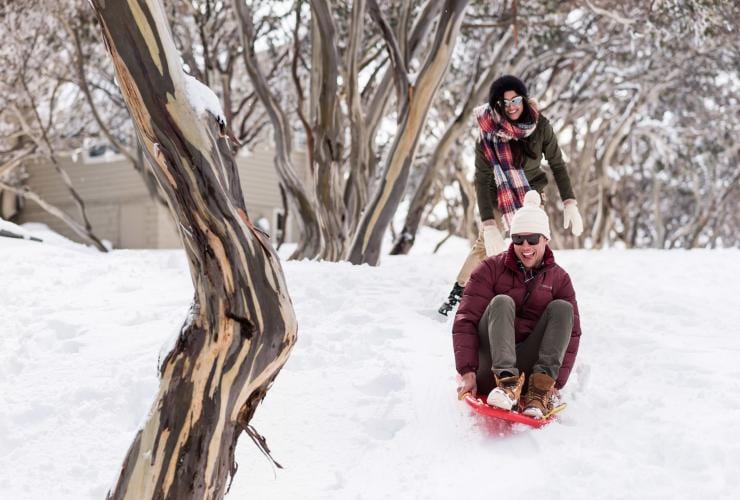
top-left (462, 393), bottom-right (565, 428)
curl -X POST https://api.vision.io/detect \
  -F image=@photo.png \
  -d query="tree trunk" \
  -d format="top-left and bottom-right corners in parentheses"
top-left (351, 0), bottom-right (444, 244)
top-left (342, 0), bottom-right (370, 238)
top-left (390, 30), bottom-right (511, 255)
top-left (0, 179), bottom-right (107, 251)
top-left (11, 80), bottom-right (109, 252)
top-left (233, 0), bottom-right (323, 260)
top-left (347, 0), bottom-right (469, 265)
top-left (309, 0), bottom-right (346, 261)
top-left (88, 1), bottom-right (297, 498)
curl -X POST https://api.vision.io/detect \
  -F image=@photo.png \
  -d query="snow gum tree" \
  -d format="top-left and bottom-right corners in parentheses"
top-left (394, 0), bottom-right (739, 252)
top-left (4, 0), bottom-right (736, 262)
top-left (87, 0), bottom-right (298, 498)
top-left (231, 0), bottom-right (472, 263)
top-left (344, 0), bottom-right (470, 265)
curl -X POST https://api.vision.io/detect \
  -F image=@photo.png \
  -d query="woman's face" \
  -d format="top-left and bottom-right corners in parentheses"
top-left (502, 90), bottom-right (524, 121)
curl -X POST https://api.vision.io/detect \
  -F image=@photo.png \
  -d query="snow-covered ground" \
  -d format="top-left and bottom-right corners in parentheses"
top-left (1, 221), bottom-right (738, 499)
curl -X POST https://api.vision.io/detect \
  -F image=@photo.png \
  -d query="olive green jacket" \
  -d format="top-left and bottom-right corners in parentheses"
top-left (474, 115), bottom-right (575, 221)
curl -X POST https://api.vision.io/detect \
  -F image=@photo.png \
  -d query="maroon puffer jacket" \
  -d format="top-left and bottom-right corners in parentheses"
top-left (452, 244), bottom-right (581, 389)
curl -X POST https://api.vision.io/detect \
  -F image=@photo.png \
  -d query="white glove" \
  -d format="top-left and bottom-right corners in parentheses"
top-left (563, 201), bottom-right (583, 236)
top-left (483, 224), bottom-right (505, 256)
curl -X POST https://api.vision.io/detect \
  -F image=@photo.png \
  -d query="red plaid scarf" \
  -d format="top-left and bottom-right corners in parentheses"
top-left (474, 103), bottom-right (540, 231)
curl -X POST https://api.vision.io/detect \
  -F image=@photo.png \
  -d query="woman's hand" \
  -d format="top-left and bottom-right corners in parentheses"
top-left (482, 221), bottom-right (505, 256)
top-left (563, 199), bottom-right (583, 236)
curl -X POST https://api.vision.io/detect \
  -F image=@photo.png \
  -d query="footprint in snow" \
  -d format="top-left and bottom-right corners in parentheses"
top-left (59, 340), bottom-right (84, 354)
top-left (48, 319), bottom-right (82, 340)
top-left (367, 327), bottom-right (403, 343)
top-left (11, 402), bottom-right (55, 426)
top-left (337, 310), bottom-right (375, 324)
top-left (361, 417), bottom-right (406, 441)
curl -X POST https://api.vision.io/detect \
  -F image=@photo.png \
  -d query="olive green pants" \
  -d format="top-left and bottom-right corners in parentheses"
top-left (475, 294), bottom-right (572, 395)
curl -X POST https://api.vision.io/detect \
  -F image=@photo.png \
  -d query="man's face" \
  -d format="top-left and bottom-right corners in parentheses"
top-left (512, 233), bottom-right (547, 269)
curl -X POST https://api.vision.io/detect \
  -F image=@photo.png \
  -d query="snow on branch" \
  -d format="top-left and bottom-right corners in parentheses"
top-left (584, 0), bottom-right (635, 27)
top-left (183, 73), bottom-right (226, 126)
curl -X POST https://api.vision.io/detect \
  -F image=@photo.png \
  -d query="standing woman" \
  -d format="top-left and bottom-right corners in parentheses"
top-left (439, 75), bottom-right (584, 316)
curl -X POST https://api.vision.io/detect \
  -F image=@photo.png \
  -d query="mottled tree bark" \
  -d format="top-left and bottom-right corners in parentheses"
top-left (308, 0), bottom-right (346, 261)
top-left (344, 0), bottom-right (444, 241)
top-left (347, 0), bottom-right (469, 265)
top-left (233, 0), bottom-right (323, 260)
top-left (88, 1), bottom-right (297, 498)
top-left (342, 0), bottom-right (370, 238)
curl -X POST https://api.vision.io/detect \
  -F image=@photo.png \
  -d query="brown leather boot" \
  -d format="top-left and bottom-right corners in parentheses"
top-left (522, 372), bottom-right (557, 419)
top-left (486, 372), bottom-right (525, 410)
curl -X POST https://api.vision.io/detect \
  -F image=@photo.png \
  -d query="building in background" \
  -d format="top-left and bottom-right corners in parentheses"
top-left (13, 145), bottom-right (306, 249)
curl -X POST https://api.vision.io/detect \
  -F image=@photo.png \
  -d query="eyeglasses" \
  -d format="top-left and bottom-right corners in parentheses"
top-left (502, 96), bottom-right (524, 108)
top-left (511, 233), bottom-right (543, 245)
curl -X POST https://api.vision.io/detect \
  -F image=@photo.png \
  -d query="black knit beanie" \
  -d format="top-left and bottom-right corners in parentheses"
top-left (488, 75), bottom-right (528, 107)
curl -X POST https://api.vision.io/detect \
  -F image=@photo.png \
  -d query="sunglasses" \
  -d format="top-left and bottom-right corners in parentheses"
top-left (511, 233), bottom-right (543, 245)
top-left (502, 96), bottom-right (524, 108)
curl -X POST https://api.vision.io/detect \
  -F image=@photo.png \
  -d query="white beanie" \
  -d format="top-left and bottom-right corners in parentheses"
top-left (509, 191), bottom-right (551, 240)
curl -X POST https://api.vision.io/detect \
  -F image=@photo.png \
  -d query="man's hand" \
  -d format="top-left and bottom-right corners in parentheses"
top-left (563, 199), bottom-right (584, 236)
top-left (457, 372), bottom-right (477, 399)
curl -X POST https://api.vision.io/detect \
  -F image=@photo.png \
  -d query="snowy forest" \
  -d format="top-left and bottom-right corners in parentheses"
top-left (1, 0), bottom-right (737, 261)
top-left (1, 1), bottom-right (738, 500)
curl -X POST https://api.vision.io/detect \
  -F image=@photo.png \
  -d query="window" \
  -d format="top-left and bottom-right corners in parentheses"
top-left (273, 208), bottom-right (285, 241)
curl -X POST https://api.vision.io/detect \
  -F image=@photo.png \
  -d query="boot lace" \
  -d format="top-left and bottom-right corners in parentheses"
top-left (528, 386), bottom-right (550, 408)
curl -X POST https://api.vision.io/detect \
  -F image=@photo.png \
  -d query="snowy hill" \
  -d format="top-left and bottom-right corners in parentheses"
top-left (1, 226), bottom-right (738, 499)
